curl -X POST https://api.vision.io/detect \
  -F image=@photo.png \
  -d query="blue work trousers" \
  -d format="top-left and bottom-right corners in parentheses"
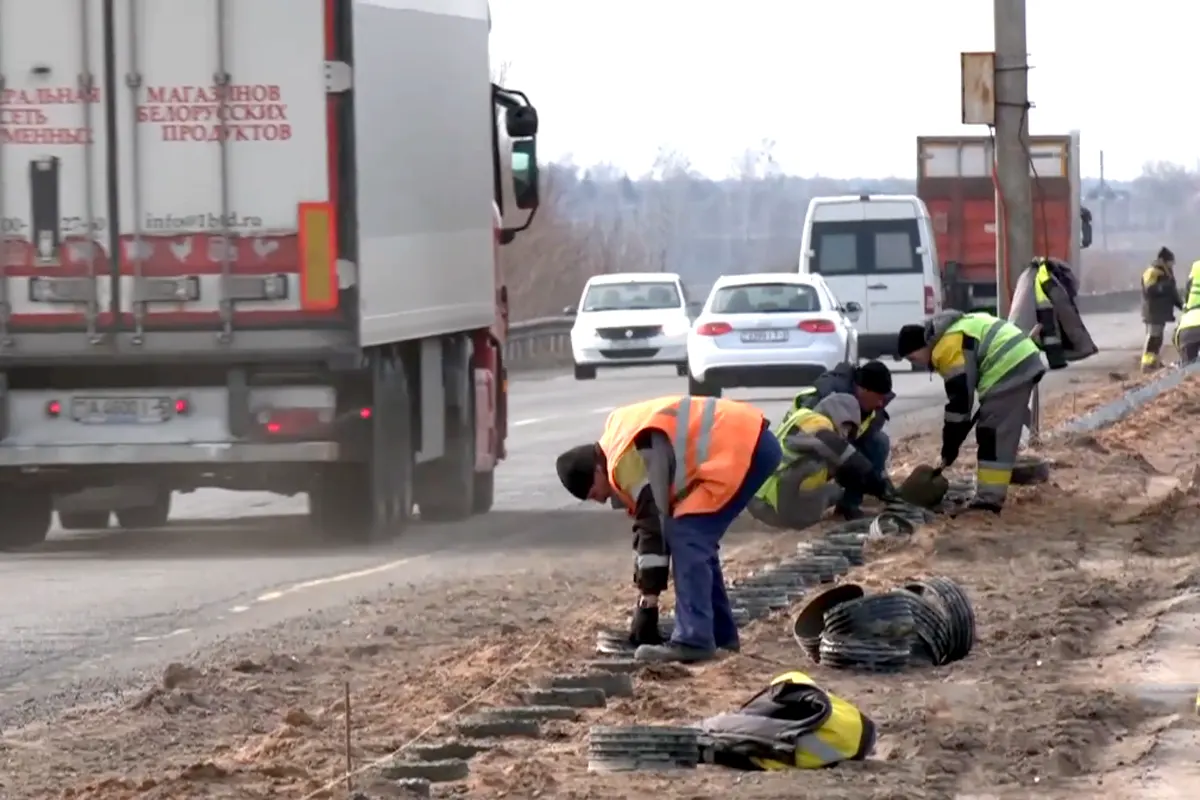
top-left (666, 427), bottom-right (783, 651)
top-left (838, 429), bottom-right (890, 511)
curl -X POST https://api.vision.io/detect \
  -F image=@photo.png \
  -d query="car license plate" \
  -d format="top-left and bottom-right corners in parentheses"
top-left (71, 396), bottom-right (172, 425)
top-left (741, 330), bottom-right (789, 343)
top-left (609, 338), bottom-right (648, 349)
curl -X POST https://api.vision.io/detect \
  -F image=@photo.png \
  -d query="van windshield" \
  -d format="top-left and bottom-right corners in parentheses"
top-left (810, 219), bottom-right (922, 275)
top-left (582, 282), bottom-right (682, 311)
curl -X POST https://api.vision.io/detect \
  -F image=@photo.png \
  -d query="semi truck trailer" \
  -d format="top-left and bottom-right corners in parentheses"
top-left (916, 133), bottom-right (1092, 314)
top-left (0, 0), bottom-right (540, 547)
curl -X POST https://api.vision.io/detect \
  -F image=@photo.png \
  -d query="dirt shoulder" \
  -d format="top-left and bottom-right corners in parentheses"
top-left (1, 365), bottom-right (1192, 800)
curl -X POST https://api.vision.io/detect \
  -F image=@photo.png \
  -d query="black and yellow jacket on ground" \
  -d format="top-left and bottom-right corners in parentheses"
top-left (1142, 259), bottom-right (1182, 325)
top-left (699, 671), bottom-right (876, 770)
top-left (1007, 258), bottom-right (1098, 366)
top-left (923, 311), bottom-right (1045, 462)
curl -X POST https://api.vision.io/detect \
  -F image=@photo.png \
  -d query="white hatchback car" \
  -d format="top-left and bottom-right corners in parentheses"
top-left (686, 273), bottom-right (861, 397)
top-left (568, 272), bottom-right (693, 380)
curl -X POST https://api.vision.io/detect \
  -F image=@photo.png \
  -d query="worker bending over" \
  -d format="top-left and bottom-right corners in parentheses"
top-left (748, 393), bottom-right (894, 530)
top-left (555, 395), bottom-right (781, 664)
top-left (896, 311), bottom-right (1045, 513)
top-left (1141, 246), bottom-right (1182, 372)
top-left (794, 359), bottom-right (894, 519)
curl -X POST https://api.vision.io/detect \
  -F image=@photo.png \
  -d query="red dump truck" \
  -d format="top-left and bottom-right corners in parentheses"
top-left (0, 0), bottom-right (540, 548)
top-left (916, 133), bottom-right (1092, 313)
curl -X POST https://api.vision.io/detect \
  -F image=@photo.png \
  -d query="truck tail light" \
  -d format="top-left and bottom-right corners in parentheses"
top-left (696, 322), bottom-right (732, 336)
top-left (924, 285), bottom-right (935, 315)
top-left (298, 202), bottom-right (338, 311)
top-left (799, 319), bottom-right (837, 333)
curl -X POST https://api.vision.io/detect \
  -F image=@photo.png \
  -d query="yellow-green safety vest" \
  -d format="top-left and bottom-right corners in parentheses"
top-left (944, 313), bottom-right (1041, 395)
top-left (753, 406), bottom-right (833, 511)
top-left (1186, 261), bottom-right (1200, 311)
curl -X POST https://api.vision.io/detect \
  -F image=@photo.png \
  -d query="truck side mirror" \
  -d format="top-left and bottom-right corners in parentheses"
top-left (511, 139), bottom-right (539, 211)
top-left (1080, 207), bottom-right (1093, 250)
top-left (506, 105), bottom-right (539, 138)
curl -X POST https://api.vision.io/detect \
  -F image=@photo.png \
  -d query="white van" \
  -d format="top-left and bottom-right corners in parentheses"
top-left (798, 194), bottom-right (941, 362)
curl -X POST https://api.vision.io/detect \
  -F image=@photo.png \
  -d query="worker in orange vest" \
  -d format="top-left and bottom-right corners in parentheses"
top-left (556, 395), bottom-right (781, 664)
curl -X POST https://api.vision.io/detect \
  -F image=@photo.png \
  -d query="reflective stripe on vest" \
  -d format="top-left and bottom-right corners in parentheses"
top-left (755, 407), bottom-right (832, 510)
top-left (947, 313), bottom-right (1039, 395)
top-left (794, 386), bottom-right (872, 437)
top-left (1188, 261), bottom-right (1200, 311)
top-left (669, 396), bottom-right (717, 503)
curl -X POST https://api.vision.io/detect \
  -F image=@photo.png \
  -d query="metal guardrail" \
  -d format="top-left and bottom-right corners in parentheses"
top-left (502, 289), bottom-right (1144, 371)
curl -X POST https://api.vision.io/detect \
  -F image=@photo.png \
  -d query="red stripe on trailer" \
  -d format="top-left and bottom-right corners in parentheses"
top-left (115, 233), bottom-right (299, 276)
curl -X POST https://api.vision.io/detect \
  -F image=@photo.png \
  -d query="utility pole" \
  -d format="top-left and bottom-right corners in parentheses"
top-left (992, 0), bottom-right (1033, 318)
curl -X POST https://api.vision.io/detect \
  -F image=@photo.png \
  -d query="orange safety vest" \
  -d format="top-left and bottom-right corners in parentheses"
top-left (598, 395), bottom-right (765, 517)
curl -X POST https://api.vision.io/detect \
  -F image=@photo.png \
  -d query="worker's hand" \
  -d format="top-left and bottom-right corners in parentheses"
top-left (1029, 323), bottom-right (1043, 341)
top-left (629, 601), bottom-right (663, 646)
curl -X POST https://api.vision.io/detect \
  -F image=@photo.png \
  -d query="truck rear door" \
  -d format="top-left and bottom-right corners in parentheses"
top-left (0, 0), bottom-right (110, 339)
top-left (0, 0), bottom-right (339, 349)
top-left (110, 0), bottom-right (336, 342)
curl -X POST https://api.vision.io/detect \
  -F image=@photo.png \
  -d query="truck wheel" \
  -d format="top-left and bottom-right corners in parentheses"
top-left (313, 352), bottom-right (414, 541)
top-left (115, 490), bottom-right (171, 530)
top-left (417, 352), bottom-right (476, 523)
top-left (472, 469), bottom-right (495, 514)
top-left (0, 488), bottom-right (53, 549)
top-left (58, 511), bottom-right (110, 530)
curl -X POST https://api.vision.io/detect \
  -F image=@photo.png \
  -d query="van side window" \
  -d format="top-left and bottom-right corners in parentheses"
top-left (815, 233), bottom-right (858, 274)
top-left (874, 231), bottom-right (915, 272)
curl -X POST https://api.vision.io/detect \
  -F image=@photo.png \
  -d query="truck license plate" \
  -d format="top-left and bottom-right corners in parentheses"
top-left (741, 330), bottom-right (789, 343)
top-left (71, 396), bottom-right (172, 425)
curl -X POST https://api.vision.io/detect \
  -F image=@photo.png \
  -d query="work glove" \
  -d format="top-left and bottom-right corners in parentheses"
top-left (629, 601), bottom-right (664, 646)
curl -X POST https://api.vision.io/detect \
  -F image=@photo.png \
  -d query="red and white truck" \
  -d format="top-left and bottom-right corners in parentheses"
top-left (0, 0), bottom-right (540, 546)
top-left (916, 133), bottom-right (1092, 314)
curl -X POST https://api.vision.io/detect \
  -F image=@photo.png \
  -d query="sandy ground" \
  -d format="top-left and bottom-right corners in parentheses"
top-left (3, 365), bottom-right (1198, 799)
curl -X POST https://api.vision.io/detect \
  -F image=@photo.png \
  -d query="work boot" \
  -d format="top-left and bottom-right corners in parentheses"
top-left (634, 642), bottom-right (717, 664)
top-left (718, 639), bottom-right (741, 653)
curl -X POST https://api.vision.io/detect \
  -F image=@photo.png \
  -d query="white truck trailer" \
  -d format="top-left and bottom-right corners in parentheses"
top-left (0, 0), bottom-right (541, 546)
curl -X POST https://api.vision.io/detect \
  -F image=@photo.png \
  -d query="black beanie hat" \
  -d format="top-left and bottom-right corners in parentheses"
top-left (556, 443), bottom-right (599, 500)
top-left (896, 324), bottom-right (929, 358)
top-left (1158, 246), bottom-right (1175, 263)
top-left (853, 360), bottom-right (893, 395)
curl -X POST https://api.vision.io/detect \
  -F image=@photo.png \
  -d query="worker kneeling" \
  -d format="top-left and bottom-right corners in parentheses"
top-left (699, 671), bottom-right (876, 770)
top-left (555, 395), bottom-right (781, 664)
top-left (747, 393), bottom-right (893, 530)
top-left (897, 311), bottom-right (1045, 513)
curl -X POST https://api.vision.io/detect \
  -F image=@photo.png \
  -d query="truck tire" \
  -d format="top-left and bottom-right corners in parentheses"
top-left (312, 350), bottom-right (415, 542)
top-left (58, 511), bottom-right (110, 530)
top-left (0, 488), bottom-right (53, 549)
top-left (472, 469), bottom-right (495, 514)
top-left (418, 349), bottom-right (476, 523)
top-left (115, 490), bottom-right (171, 530)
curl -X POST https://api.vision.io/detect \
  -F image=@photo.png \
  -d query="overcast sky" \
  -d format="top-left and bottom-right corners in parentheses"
top-left (489, 1), bottom-right (1192, 180)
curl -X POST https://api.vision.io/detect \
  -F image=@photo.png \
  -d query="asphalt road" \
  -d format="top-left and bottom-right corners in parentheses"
top-left (0, 310), bottom-right (1148, 724)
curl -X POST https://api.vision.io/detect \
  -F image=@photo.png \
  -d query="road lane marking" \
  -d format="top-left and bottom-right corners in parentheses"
top-left (254, 557), bottom-right (419, 603)
top-left (512, 406), bottom-right (614, 428)
top-left (133, 627), bottom-right (192, 644)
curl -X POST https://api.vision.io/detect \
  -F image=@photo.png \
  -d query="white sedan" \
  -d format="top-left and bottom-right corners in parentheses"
top-left (686, 273), bottom-right (861, 397)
